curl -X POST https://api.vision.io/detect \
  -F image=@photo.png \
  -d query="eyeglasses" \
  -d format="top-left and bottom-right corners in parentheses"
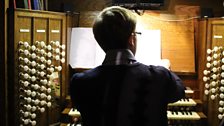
top-left (132, 32), bottom-right (142, 36)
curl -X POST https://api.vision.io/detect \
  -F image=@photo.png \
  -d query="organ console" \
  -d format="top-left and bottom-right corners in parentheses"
top-left (59, 87), bottom-right (206, 126)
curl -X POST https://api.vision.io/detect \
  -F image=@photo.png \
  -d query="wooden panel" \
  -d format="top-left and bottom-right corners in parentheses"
top-left (174, 5), bottom-right (200, 16)
top-left (197, 19), bottom-right (208, 100)
top-left (33, 18), bottom-right (48, 43)
top-left (211, 24), bottom-right (224, 47)
top-left (16, 17), bottom-right (32, 42)
top-left (136, 11), bottom-right (196, 73)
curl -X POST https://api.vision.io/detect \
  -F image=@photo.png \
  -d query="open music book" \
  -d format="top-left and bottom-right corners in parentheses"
top-left (69, 27), bottom-right (161, 69)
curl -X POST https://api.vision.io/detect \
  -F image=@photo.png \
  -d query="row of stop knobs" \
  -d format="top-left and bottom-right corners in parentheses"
top-left (203, 46), bottom-right (224, 120)
top-left (18, 40), bottom-right (65, 125)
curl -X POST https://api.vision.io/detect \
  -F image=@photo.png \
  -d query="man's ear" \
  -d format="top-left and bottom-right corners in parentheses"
top-left (128, 35), bottom-right (135, 46)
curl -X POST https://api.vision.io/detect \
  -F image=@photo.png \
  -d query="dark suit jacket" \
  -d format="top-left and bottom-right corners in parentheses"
top-left (70, 63), bottom-right (185, 126)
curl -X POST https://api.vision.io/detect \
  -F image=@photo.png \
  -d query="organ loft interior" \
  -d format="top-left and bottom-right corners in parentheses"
top-left (2, 0), bottom-right (224, 126)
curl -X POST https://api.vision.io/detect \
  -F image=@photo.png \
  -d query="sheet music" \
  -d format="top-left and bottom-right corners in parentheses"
top-left (135, 30), bottom-right (161, 65)
top-left (69, 27), bottom-right (161, 69)
top-left (69, 28), bottom-right (105, 68)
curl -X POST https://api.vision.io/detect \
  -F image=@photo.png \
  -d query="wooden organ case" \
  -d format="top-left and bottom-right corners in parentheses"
top-left (7, 8), bottom-right (73, 126)
top-left (198, 18), bottom-right (224, 126)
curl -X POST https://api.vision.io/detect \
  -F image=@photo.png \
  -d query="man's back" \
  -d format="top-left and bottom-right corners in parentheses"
top-left (70, 63), bottom-right (185, 126)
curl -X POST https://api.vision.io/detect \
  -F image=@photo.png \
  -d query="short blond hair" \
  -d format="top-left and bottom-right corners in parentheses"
top-left (93, 6), bottom-right (137, 52)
